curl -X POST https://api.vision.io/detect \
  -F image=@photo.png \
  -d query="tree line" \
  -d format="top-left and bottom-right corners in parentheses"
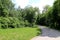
top-left (37, 0), bottom-right (60, 30)
top-left (0, 0), bottom-right (60, 30)
top-left (0, 0), bottom-right (40, 28)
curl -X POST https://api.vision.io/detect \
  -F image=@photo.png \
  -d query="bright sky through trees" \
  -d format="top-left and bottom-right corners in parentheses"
top-left (12, 0), bottom-right (55, 12)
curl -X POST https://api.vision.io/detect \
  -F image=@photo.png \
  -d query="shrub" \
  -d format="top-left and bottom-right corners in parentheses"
top-left (0, 17), bottom-right (37, 29)
top-left (0, 17), bottom-right (9, 28)
top-left (24, 20), bottom-right (30, 27)
top-left (0, 17), bottom-right (21, 28)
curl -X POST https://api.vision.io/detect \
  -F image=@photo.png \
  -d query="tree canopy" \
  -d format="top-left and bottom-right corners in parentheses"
top-left (0, 0), bottom-right (60, 30)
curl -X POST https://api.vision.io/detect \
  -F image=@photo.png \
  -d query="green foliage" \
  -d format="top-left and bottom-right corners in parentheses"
top-left (0, 17), bottom-right (21, 28)
top-left (23, 7), bottom-right (39, 25)
top-left (1, 0), bottom-right (60, 30)
top-left (0, 17), bottom-right (9, 28)
top-left (0, 0), bottom-right (40, 28)
top-left (50, 0), bottom-right (60, 29)
top-left (37, 0), bottom-right (60, 30)
top-left (0, 17), bottom-right (38, 29)
top-left (0, 0), bottom-right (14, 17)
top-left (24, 20), bottom-right (30, 27)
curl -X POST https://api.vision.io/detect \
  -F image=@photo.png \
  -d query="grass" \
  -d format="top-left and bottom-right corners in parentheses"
top-left (0, 27), bottom-right (41, 40)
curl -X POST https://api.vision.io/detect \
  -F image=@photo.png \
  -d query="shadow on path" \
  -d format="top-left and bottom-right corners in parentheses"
top-left (38, 25), bottom-right (60, 38)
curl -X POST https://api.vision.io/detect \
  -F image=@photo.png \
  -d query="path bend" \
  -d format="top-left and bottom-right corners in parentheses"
top-left (31, 25), bottom-right (60, 40)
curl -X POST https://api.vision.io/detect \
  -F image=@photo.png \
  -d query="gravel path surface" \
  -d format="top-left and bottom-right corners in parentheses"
top-left (31, 26), bottom-right (60, 40)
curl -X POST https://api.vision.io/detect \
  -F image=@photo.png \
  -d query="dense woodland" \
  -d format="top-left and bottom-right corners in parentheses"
top-left (0, 0), bottom-right (60, 30)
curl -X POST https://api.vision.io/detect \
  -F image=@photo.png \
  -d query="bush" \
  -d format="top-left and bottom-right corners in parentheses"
top-left (24, 20), bottom-right (30, 27)
top-left (0, 17), bottom-right (37, 29)
top-left (0, 17), bottom-right (21, 28)
top-left (0, 17), bottom-right (9, 28)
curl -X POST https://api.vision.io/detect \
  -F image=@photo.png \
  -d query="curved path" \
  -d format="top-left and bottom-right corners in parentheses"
top-left (31, 25), bottom-right (60, 40)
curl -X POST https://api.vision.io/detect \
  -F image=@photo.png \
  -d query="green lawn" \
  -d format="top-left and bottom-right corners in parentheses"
top-left (0, 27), bottom-right (41, 40)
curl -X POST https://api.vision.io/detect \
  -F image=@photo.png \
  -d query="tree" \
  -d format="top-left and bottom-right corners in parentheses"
top-left (38, 5), bottom-right (53, 25)
top-left (23, 6), bottom-right (40, 26)
top-left (51, 0), bottom-right (60, 29)
top-left (0, 0), bottom-right (14, 17)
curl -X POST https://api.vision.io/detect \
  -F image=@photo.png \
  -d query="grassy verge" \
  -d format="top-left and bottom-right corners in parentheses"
top-left (0, 27), bottom-right (41, 40)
